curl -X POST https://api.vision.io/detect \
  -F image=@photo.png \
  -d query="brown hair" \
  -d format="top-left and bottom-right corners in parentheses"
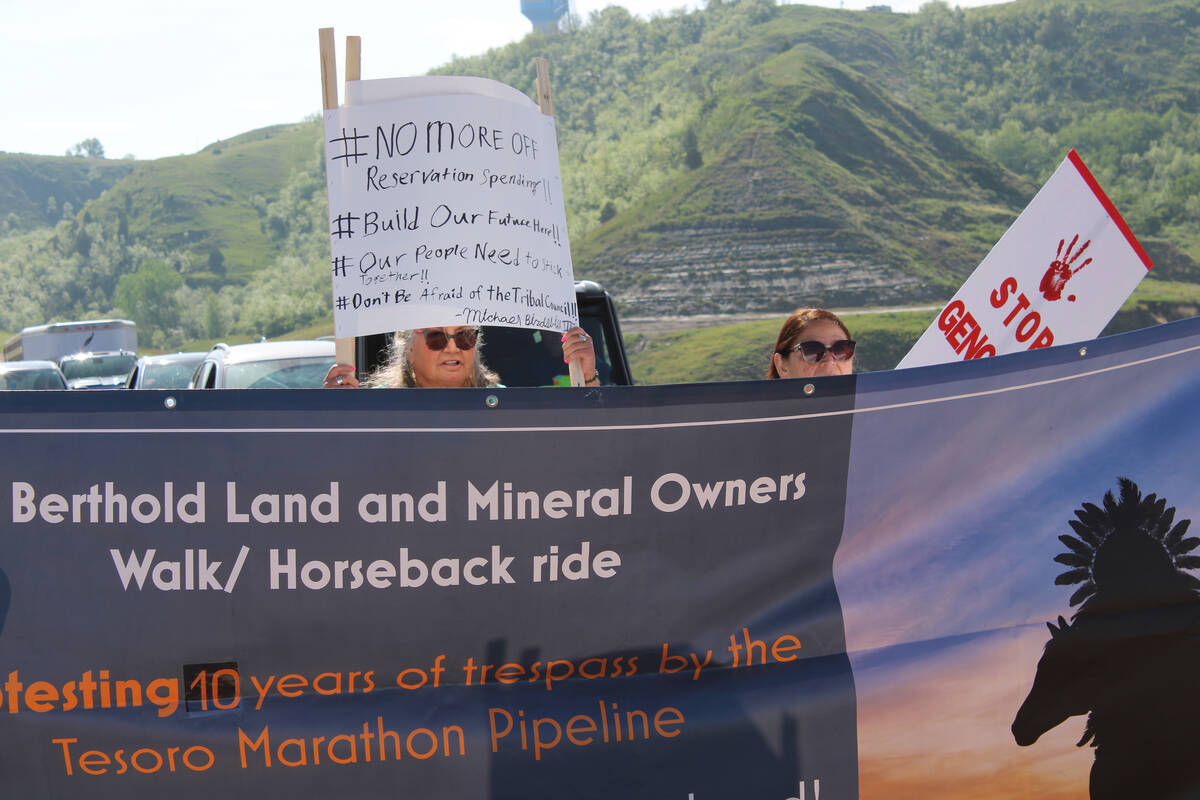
top-left (767, 308), bottom-right (852, 379)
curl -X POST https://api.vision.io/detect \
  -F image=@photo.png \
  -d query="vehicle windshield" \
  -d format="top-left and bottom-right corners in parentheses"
top-left (141, 358), bottom-right (204, 389)
top-left (481, 318), bottom-right (613, 387)
top-left (60, 354), bottom-right (137, 381)
top-left (0, 369), bottom-right (65, 390)
top-left (224, 356), bottom-right (336, 389)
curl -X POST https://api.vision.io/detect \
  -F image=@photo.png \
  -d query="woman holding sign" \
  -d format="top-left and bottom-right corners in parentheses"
top-left (323, 325), bottom-right (598, 389)
top-left (768, 308), bottom-right (856, 379)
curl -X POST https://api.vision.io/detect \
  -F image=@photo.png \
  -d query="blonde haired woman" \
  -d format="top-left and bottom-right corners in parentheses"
top-left (324, 325), bottom-right (597, 388)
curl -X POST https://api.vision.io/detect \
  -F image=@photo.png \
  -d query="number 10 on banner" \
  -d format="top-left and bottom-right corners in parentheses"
top-left (184, 664), bottom-right (240, 712)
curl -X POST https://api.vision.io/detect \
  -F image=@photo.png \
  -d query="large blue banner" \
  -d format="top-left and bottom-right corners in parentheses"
top-left (0, 371), bottom-right (858, 798)
top-left (2, 315), bottom-right (1199, 798)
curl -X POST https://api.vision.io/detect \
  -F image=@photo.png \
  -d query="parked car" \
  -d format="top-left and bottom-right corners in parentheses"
top-left (0, 360), bottom-right (68, 390)
top-left (189, 341), bottom-right (337, 389)
top-left (125, 352), bottom-right (207, 389)
top-left (57, 350), bottom-right (138, 390)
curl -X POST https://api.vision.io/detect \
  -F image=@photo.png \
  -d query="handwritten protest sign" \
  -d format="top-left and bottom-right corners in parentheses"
top-left (323, 78), bottom-right (578, 339)
top-left (898, 149), bottom-right (1152, 369)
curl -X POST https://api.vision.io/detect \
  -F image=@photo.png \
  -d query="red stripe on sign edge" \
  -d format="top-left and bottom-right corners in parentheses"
top-left (1067, 149), bottom-right (1153, 271)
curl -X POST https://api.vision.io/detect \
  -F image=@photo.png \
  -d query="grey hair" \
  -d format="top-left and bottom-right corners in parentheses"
top-left (368, 328), bottom-right (500, 388)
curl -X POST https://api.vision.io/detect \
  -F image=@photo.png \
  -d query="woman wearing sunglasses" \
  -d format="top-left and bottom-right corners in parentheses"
top-left (323, 325), bottom-right (597, 389)
top-left (767, 308), bottom-right (855, 379)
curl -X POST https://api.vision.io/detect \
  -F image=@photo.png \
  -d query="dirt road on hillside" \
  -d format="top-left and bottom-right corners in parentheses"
top-left (620, 305), bottom-right (943, 336)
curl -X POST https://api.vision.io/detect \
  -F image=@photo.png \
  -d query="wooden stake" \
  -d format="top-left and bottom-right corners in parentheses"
top-left (534, 57), bottom-right (582, 387)
top-left (534, 57), bottom-right (554, 117)
top-left (319, 27), bottom-right (356, 369)
top-left (345, 36), bottom-right (361, 85)
top-left (319, 28), bottom-right (338, 111)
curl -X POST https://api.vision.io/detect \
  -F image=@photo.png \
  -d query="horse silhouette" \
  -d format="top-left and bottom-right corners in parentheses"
top-left (1013, 478), bottom-right (1200, 799)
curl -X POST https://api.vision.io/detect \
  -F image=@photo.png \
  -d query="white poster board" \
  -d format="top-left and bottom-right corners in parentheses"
top-left (323, 78), bottom-right (577, 338)
top-left (898, 150), bottom-right (1152, 369)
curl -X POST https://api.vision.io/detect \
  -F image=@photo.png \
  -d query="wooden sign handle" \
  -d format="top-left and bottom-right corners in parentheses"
top-left (345, 36), bottom-right (361, 85)
top-left (534, 57), bottom-right (583, 387)
top-left (320, 27), bottom-right (357, 369)
top-left (535, 57), bottom-right (554, 116)
top-left (319, 28), bottom-right (338, 111)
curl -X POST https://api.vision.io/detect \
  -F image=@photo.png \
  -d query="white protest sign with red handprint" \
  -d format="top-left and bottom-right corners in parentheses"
top-left (898, 150), bottom-right (1152, 369)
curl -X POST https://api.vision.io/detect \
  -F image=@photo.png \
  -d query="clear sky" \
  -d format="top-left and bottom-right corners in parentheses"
top-left (0, 0), bottom-right (1002, 161)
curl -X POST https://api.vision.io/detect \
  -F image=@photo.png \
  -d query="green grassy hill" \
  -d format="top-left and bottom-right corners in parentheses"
top-left (439, 0), bottom-right (1200, 316)
top-left (0, 0), bottom-right (1197, 354)
top-left (80, 121), bottom-right (322, 284)
top-left (574, 39), bottom-right (1030, 314)
top-left (0, 153), bottom-right (134, 228)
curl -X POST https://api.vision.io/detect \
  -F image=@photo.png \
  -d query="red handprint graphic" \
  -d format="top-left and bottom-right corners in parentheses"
top-left (1039, 234), bottom-right (1092, 302)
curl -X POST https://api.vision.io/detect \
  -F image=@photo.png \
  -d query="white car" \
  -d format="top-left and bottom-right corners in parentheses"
top-left (189, 341), bottom-right (337, 389)
top-left (126, 352), bottom-right (206, 389)
top-left (0, 360), bottom-right (68, 390)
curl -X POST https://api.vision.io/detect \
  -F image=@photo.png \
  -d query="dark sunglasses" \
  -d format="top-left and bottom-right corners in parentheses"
top-left (789, 339), bottom-right (855, 363)
top-left (418, 328), bottom-right (478, 351)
